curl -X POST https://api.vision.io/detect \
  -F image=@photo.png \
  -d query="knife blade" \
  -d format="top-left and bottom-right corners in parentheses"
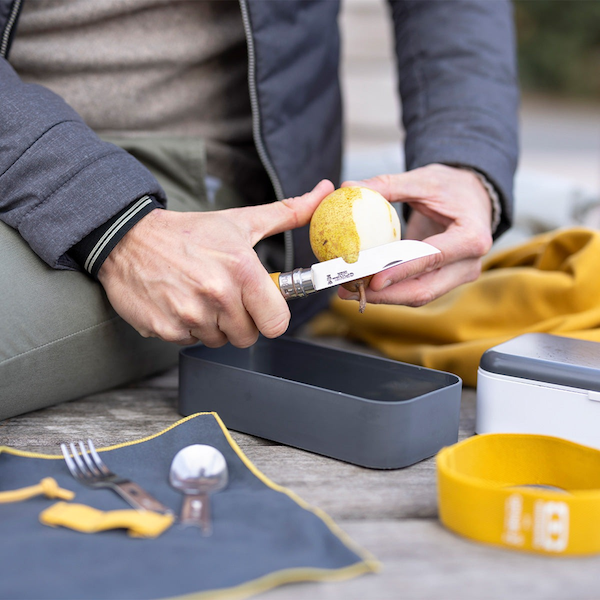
top-left (270, 239), bottom-right (440, 300)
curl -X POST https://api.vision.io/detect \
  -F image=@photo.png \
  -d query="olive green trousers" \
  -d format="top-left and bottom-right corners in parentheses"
top-left (0, 136), bottom-right (243, 421)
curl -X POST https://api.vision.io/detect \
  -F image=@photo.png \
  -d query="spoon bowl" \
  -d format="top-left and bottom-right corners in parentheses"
top-left (169, 444), bottom-right (228, 534)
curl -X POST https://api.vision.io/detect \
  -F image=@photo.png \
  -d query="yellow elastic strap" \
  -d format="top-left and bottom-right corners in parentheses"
top-left (40, 502), bottom-right (174, 538)
top-left (0, 478), bottom-right (74, 504)
top-left (437, 433), bottom-right (600, 556)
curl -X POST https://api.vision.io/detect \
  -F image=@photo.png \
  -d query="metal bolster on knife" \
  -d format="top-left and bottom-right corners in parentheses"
top-left (271, 269), bottom-right (315, 300)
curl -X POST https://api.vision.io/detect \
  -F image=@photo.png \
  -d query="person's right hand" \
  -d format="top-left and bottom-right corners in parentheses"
top-left (98, 179), bottom-right (334, 348)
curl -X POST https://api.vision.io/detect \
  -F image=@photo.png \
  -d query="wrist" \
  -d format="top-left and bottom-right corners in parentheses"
top-left (69, 196), bottom-right (163, 279)
top-left (97, 207), bottom-right (163, 282)
top-left (439, 164), bottom-right (500, 234)
top-left (463, 168), bottom-right (502, 234)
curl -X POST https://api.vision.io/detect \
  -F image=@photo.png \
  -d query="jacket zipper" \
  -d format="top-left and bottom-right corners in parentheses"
top-left (239, 0), bottom-right (294, 273)
top-left (0, 0), bottom-right (22, 58)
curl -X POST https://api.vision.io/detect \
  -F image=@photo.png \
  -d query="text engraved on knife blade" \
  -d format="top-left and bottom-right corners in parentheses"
top-left (326, 271), bottom-right (355, 285)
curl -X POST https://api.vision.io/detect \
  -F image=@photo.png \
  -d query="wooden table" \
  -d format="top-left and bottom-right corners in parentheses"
top-left (3, 362), bottom-right (599, 600)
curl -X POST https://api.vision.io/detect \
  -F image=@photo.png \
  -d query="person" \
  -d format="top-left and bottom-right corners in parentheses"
top-left (0, 0), bottom-right (519, 420)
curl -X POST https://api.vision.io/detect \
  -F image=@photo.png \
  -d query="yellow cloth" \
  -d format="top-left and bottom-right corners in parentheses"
top-left (310, 228), bottom-right (600, 386)
top-left (0, 478), bottom-right (74, 503)
top-left (437, 433), bottom-right (600, 555)
top-left (40, 502), bottom-right (174, 538)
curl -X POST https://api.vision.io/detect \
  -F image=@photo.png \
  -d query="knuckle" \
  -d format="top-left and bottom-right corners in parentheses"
top-left (465, 231), bottom-right (493, 257)
top-left (202, 337), bottom-right (228, 349)
top-left (137, 328), bottom-right (153, 339)
top-left (230, 253), bottom-right (261, 289)
top-left (260, 311), bottom-right (290, 339)
top-left (426, 251), bottom-right (445, 272)
top-left (155, 326), bottom-right (187, 344)
top-left (427, 171), bottom-right (444, 192)
top-left (369, 174), bottom-right (391, 189)
top-left (201, 280), bottom-right (230, 306)
top-left (231, 250), bottom-right (256, 273)
top-left (464, 259), bottom-right (484, 284)
top-left (171, 300), bottom-right (205, 329)
top-left (409, 287), bottom-right (437, 307)
top-left (176, 308), bottom-right (201, 328)
top-left (231, 330), bottom-right (260, 349)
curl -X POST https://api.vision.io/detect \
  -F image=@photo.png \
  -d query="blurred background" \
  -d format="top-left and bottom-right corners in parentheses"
top-left (340, 0), bottom-right (600, 249)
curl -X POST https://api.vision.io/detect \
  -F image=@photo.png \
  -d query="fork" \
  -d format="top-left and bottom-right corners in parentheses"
top-left (60, 439), bottom-right (172, 515)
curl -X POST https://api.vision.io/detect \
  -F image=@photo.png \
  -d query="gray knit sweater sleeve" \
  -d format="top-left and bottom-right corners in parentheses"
top-left (0, 58), bottom-right (166, 269)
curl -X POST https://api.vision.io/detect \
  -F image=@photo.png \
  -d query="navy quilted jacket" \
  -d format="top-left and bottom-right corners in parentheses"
top-left (0, 0), bottom-right (519, 321)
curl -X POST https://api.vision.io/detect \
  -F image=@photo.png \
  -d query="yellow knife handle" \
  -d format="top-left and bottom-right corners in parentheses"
top-left (269, 272), bottom-right (281, 291)
top-left (269, 269), bottom-right (315, 300)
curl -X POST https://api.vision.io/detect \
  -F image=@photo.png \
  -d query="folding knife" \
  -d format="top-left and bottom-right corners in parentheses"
top-left (270, 239), bottom-right (440, 300)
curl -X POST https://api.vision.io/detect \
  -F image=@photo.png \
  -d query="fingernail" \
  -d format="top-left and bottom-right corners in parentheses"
top-left (343, 294), bottom-right (360, 302)
top-left (381, 280), bottom-right (392, 290)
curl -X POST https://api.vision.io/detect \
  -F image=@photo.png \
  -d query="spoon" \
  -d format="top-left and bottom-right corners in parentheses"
top-left (169, 444), bottom-right (228, 535)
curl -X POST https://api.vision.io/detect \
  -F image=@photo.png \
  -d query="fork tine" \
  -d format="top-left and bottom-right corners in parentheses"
top-left (87, 439), bottom-right (111, 475)
top-left (61, 438), bottom-right (171, 514)
top-left (69, 442), bottom-right (89, 476)
top-left (78, 440), bottom-right (102, 476)
top-left (60, 443), bottom-right (79, 478)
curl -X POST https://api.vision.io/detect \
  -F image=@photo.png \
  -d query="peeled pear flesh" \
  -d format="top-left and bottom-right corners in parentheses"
top-left (309, 186), bottom-right (401, 312)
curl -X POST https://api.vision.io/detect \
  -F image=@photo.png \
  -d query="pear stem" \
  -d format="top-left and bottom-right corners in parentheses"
top-left (356, 279), bottom-right (367, 313)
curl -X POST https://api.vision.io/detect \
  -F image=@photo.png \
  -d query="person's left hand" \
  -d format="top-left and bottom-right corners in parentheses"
top-left (338, 163), bottom-right (494, 307)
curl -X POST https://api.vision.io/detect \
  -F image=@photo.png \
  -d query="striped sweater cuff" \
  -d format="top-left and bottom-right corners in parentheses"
top-left (69, 195), bottom-right (162, 279)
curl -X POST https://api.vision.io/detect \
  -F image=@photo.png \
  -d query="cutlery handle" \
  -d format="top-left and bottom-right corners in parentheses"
top-left (270, 269), bottom-right (315, 300)
top-left (181, 494), bottom-right (212, 536)
top-left (114, 481), bottom-right (173, 515)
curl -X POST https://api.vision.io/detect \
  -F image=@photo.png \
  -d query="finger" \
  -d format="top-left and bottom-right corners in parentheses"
top-left (342, 170), bottom-right (430, 203)
top-left (145, 321), bottom-right (202, 346)
top-left (230, 179), bottom-right (335, 246)
top-left (369, 249), bottom-right (444, 291)
top-left (188, 293), bottom-right (253, 348)
top-left (214, 306), bottom-right (260, 349)
top-left (190, 323), bottom-right (228, 348)
top-left (340, 256), bottom-right (482, 308)
top-left (175, 332), bottom-right (200, 347)
top-left (241, 269), bottom-right (292, 339)
top-left (369, 219), bottom-right (491, 292)
top-left (342, 165), bottom-right (452, 204)
top-left (423, 223), bottom-right (492, 267)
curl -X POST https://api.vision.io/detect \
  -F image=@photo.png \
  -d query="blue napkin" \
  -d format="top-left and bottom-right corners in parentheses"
top-left (0, 412), bottom-right (378, 599)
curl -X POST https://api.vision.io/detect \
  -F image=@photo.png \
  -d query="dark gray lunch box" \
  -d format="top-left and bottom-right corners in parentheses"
top-left (178, 336), bottom-right (462, 469)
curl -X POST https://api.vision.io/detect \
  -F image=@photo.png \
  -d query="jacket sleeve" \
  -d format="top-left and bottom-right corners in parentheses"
top-left (0, 58), bottom-right (166, 269)
top-left (388, 0), bottom-right (519, 238)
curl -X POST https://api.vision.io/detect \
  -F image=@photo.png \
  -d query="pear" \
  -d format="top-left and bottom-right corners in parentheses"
top-left (309, 186), bottom-right (401, 312)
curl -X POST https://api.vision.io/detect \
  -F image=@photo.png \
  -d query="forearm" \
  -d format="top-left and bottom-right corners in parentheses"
top-left (0, 58), bottom-right (166, 269)
top-left (388, 0), bottom-right (519, 237)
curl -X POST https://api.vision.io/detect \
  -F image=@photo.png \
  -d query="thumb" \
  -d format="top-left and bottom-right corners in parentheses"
top-left (238, 179), bottom-right (334, 245)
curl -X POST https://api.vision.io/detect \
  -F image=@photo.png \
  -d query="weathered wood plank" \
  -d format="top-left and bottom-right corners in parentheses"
top-left (0, 372), bottom-right (273, 452)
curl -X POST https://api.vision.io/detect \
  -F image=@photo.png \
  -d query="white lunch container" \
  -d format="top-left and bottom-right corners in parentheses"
top-left (476, 333), bottom-right (600, 449)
